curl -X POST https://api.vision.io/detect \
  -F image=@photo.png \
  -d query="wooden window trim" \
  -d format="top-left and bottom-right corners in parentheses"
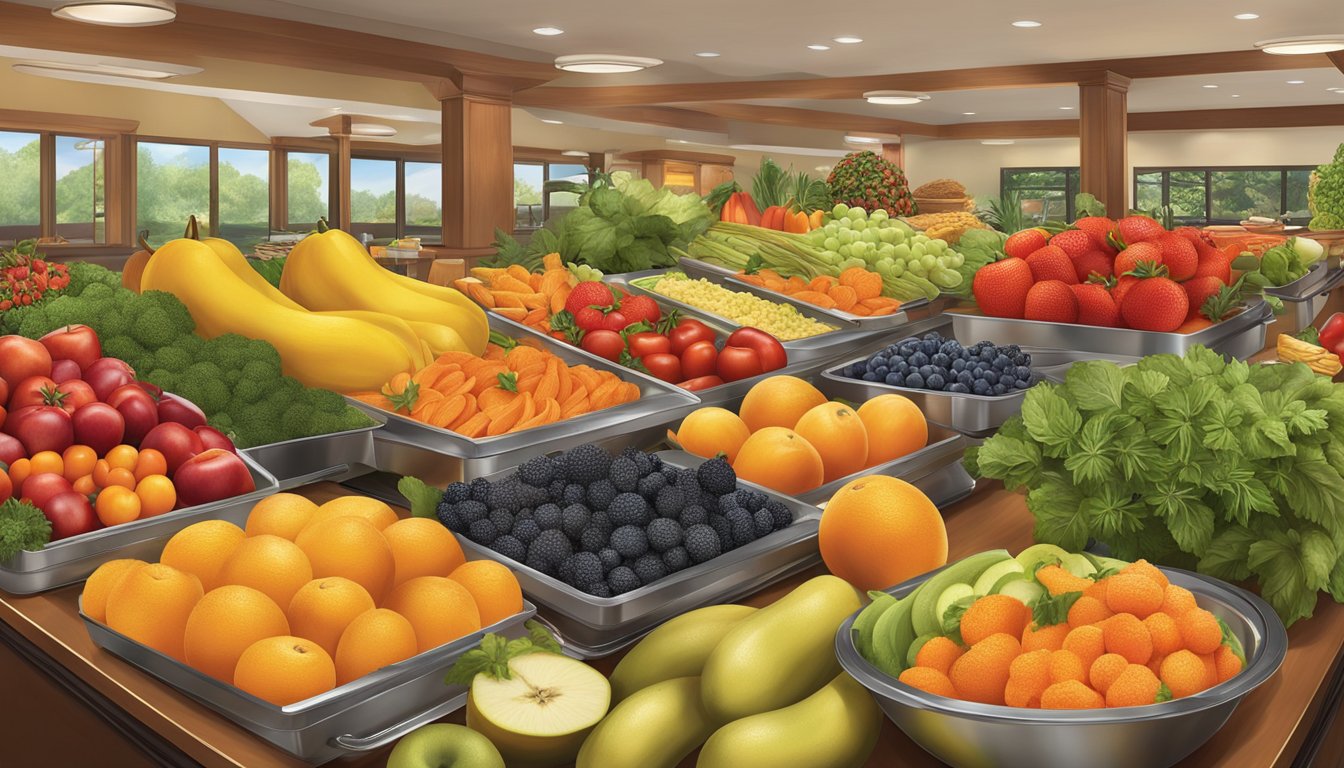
top-left (1131, 165), bottom-right (1316, 225)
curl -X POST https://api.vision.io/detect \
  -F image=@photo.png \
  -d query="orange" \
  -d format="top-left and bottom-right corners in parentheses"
top-left (62, 445), bottom-right (97, 483)
top-left (1159, 649), bottom-right (1212, 699)
top-left (1021, 622), bottom-right (1070, 653)
top-left (287, 577), bottom-right (377, 657)
top-left (1215, 645), bottom-right (1243, 683)
top-left (1106, 664), bottom-right (1162, 708)
top-left (1048, 649), bottom-right (1087, 684)
top-left (793, 402), bottom-right (869, 484)
top-left (383, 517), bottom-right (467, 586)
top-left (104, 563), bottom-right (203, 661)
top-left (949, 633), bottom-right (1019, 705)
top-left (1040, 680), bottom-right (1104, 709)
top-left (133, 449), bottom-right (168, 482)
top-left (1102, 613), bottom-right (1153, 665)
top-left (8, 458), bottom-right (31, 490)
top-left (383, 576), bottom-right (481, 653)
top-left (105, 445), bottom-right (138, 472)
top-left (1067, 594), bottom-right (1113, 627)
top-left (233, 636), bottom-right (336, 706)
top-left (73, 474), bottom-right (96, 495)
top-left (160, 520), bottom-right (246, 592)
top-left (856, 394), bottom-right (927, 468)
top-left (305, 495), bottom-right (398, 532)
top-left (960, 594), bottom-right (1031, 646)
top-left (1062, 625), bottom-right (1106, 672)
top-left (1006, 649), bottom-right (1051, 707)
top-left (1090, 653), bottom-right (1130, 694)
top-left (449, 560), bottom-right (524, 627)
top-left (1177, 608), bottom-right (1223, 655)
top-left (217, 534), bottom-right (313, 609)
top-left (897, 666), bottom-right (957, 698)
top-left (29, 450), bottom-right (63, 477)
top-left (818, 475), bottom-right (946, 592)
top-left (732, 427), bottom-right (825, 495)
top-left (95, 486), bottom-right (141, 526)
top-left (334, 608), bottom-right (420, 686)
top-left (296, 516), bottom-right (396, 605)
top-left (81, 558), bottom-right (147, 624)
top-left (135, 475), bottom-right (177, 517)
top-left (1160, 584), bottom-right (1198, 617)
top-left (914, 636), bottom-right (965, 676)
top-left (1105, 573), bottom-right (1164, 618)
top-left (737, 376), bottom-right (827, 432)
top-left (1144, 612), bottom-right (1182, 657)
top-left (184, 586), bottom-right (290, 682)
top-left (674, 407), bottom-right (752, 463)
top-left (245, 493), bottom-right (319, 540)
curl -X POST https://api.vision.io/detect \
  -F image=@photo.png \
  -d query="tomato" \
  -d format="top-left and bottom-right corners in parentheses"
top-left (194, 425), bottom-right (236, 454)
top-left (626, 332), bottom-right (671, 359)
top-left (56, 380), bottom-right (96, 413)
top-left (679, 340), bottom-right (719, 379)
top-left (0, 377), bottom-right (7, 408)
top-left (641, 353), bottom-right (683, 383)
top-left (71, 403), bottom-right (125, 456)
top-left (140, 422), bottom-right (203, 474)
top-left (600, 309), bottom-right (630, 332)
top-left (0, 404), bottom-right (5, 432)
top-left (106, 384), bottom-right (159, 445)
top-left (50, 359), bottom-right (81, 384)
top-left (157, 393), bottom-right (206, 429)
top-left (62, 445), bottom-right (98, 483)
top-left (96, 486), bottom-right (141, 527)
top-left (45, 490), bottom-right (99, 540)
top-left (39, 325), bottom-right (102, 372)
top-left (668, 319), bottom-right (717, 355)
top-left (725, 328), bottom-right (788, 372)
top-left (8, 376), bottom-right (59, 411)
top-left (72, 475), bottom-right (96, 495)
top-left (105, 467), bottom-right (137, 490)
top-left (84, 358), bottom-right (136, 402)
top-left (580, 329), bottom-right (626, 362)
top-left (135, 380), bottom-right (163, 400)
top-left (29, 450), bottom-right (63, 477)
top-left (7, 459), bottom-right (30, 491)
top-left (0, 469), bottom-right (10, 504)
top-left (20, 472), bottom-right (74, 509)
top-left (174, 449), bottom-right (255, 507)
top-left (1319, 313), bottom-right (1344, 351)
top-left (133, 448), bottom-right (168, 481)
top-left (105, 444), bottom-right (139, 471)
top-left (677, 375), bottom-right (725, 392)
top-left (135, 474), bottom-right (176, 517)
top-left (717, 346), bottom-right (765, 382)
top-left (4, 405), bottom-right (74, 455)
top-left (0, 336), bottom-right (53, 391)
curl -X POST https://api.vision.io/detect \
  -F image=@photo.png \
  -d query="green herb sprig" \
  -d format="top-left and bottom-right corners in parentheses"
top-left (445, 621), bottom-right (564, 686)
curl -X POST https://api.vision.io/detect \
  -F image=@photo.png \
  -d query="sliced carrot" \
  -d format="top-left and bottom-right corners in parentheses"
top-left (494, 275), bottom-right (535, 294)
top-left (505, 264), bottom-right (532, 283)
top-left (432, 370), bottom-right (467, 396)
top-left (852, 271), bottom-right (884, 300)
top-left (518, 293), bottom-right (548, 310)
top-left (763, 276), bottom-right (786, 291)
top-left (784, 275), bottom-right (808, 293)
top-left (470, 267), bottom-right (506, 281)
top-left (570, 365), bottom-right (603, 392)
top-left (465, 283), bottom-right (495, 308)
top-left (350, 392), bottom-right (394, 410)
top-left (829, 284), bottom-right (858, 311)
top-left (427, 395), bottom-right (467, 428)
top-left (538, 270), bottom-right (570, 296)
top-left (756, 268), bottom-right (783, 281)
top-left (493, 292), bottom-right (527, 310)
top-left (454, 412), bottom-right (490, 439)
top-left (554, 362), bottom-right (573, 403)
top-left (589, 377), bottom-right (623, 409)
top-left (791, 290), bottom-right (838, 309)
top-left (446, 394), bottom-right (478, 429)
top-left (561, 396), bottom-right (591, 418)
top-left (492, 306), bottom-right (528, 321)
top-left (847, 304), bottom-right (872, 316)
top-left (808, 275), bottom-right (839, 293)
top-left (551, 284), bottom-right (572, 314)
top-left (471, 365), bottom-right (509, 395)
top-left (486, 393), bottom-right (529, 435)
top-left (478, 386), bottom-right (517, 411)
top-left (534, 368), bottom-right (560, 402)
top-left (528, 272), bottom-right (544, 292)
top-left (736, 273), bottom-right (766, 286)
top-left (505, 345), bottom-right (545, 370)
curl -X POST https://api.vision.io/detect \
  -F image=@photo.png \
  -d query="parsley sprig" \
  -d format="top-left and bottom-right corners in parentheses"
top-left (445, 621), bottom-right (564, 687)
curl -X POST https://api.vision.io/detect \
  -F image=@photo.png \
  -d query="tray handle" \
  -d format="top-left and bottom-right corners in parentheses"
top-left (330, 693), bottom-right (468, 752)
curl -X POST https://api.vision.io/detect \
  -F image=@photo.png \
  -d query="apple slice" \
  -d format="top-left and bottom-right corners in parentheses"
top-left (1059, 553), bottom-right (1098, 578)
top-left (1014, 543), bottom-right (1071, 575)
top-left (934, 583), bottom-right (974, 629)
top-left (973, 559), bottom-right (1025, 596)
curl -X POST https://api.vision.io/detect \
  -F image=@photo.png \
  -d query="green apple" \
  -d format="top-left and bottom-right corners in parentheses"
top-left (1014, 543), bottom-right (1071, 574)
top-left (972, 559), bottom-right (1025, 595)
top-left (910, 550), bottom-right (1011, 637)
top-left (999, 579), bottom-right (1046, 607)
top-left (386, 723), bottom-right (504, 768)
top-left (934, 583), bottom-right (974, 628)
top-left (1060, 553), bottom-right (1098, 578)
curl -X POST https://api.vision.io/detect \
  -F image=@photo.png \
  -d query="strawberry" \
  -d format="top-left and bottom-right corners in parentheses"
top-left (1157, 233), bottom-right (1198, 281)
top-left (1191, 241), bottom-right (1232, 284)
top-left (1025, 245), bottom-right (1078, 284)
top-left (973, 257), bottom-right (1034, 318)
top-left (1072, 250), bottom-right (1114, 283)
top-left (1114, 241), bottom-right (1164, 276)
top-left (619, 294), bottom-right (661, 325)
top-left (1112, 275), bottom-right (1139, 309)
top-left (1119, 264), bottom-right (1189, 332)
top-left (1024, 280), bottom-right (1079, 323)
top-left (1112, 215), bottom-right (1166, 248)
top-left (1073, 216), bottom-right (1117, 252)
top-left (572, 305), bottom-right (607, 331)
top-left (1004, 228), bottom-right (1049, 260)
top-left (565, 281), bottom-right (616, 316)
top-left (1182, 276), bottom-right (1226, 319)
top-left (1071, 283), bottom-right (1120, 327)
top-left (1049, 229), bottom-right (1095, 259)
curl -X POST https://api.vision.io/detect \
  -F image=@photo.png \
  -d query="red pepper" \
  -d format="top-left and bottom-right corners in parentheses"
top-left (1319, 313), bottom-right (1344, 351)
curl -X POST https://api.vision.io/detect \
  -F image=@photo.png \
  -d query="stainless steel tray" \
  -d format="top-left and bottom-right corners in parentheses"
top-left (241, 421), bottom-right (382, 491)
top-left (796, 424), bottom-right (975, 510)
top-left (0, 453), bottom-right (278, 595)
top-left (82, 597), bottom-right (537, 764)
top-left (1271, 267), bottom-right (1344, 333)
top-left (818, 347), bottom-right (1142, 437)
top-left (949, 299), bottom-right (1275, 360)
top-left (1264, 261), bottom-right (1337, 301)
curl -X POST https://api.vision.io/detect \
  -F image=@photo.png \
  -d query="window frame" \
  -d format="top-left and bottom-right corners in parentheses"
top-left (346, 154), bottom-right (446, 240)
top-left (513, 157), bottom-right (595, 231)
top-left (1000, 167), bottom-right (1081, 222)
top-left (0, 127), bottom-right (118, 246)
top-left (132, 135), bottom-right (274, 243)
top-left (1131, 165), bottom-right (1316, 226)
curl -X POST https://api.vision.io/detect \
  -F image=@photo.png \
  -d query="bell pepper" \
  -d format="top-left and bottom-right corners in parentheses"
top-left (782, 208), bottom-right (811, 234)
top-left (760, 205), bottom-right (786, 231)
top-left (735, 192), bottom-right (762, 226)
top-left (808, 209), bottom-right (825, 230)
top-left (1319, 312), bottom-right (1344, 351)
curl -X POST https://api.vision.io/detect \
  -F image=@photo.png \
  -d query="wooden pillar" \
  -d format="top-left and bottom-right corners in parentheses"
top-left (269, 141), bottom-right (288, 231)
top-left (882, 140), bottom-right (904, 169)
top-left (329, 115), bottom-right (353, 231)
top-left (438, 77), bottom-right (514, 260)
top-left (1079, 71), bottom-right (1131, 218)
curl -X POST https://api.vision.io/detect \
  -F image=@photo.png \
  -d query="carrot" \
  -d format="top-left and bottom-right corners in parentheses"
top-left (784, 275), bottom-right (808, 293)
top-left (808, 275), bottom-right (839, 293)
top-left (469, 267), bottom-right (506, 281)
top-left (493, 292), bottom-right (528, 309)
top-left (539, 270), bottom-right (570, 296)
top-left (428, 395), bottom-right (467, 428)
top-left (756, 268), bottom-right (783, 282)
top-left (570, 365), bottom-right (603, 392)
top-left (542, 252), bottom-right (563, 271)
top-left (519, 293), bottom-right (549, 310)
top-left (350, 392), bottom-right (394, 410)
top-left (847, 304), bottom-right (873, 316)
top-left (434, 371), bottom-right (469, 397)
top-left (829, 284), bottom-right (858, 311)
top-left (493, 307), bottom-right (528, 321)
top-left (505, 264), bottom-right (532, 284)
top-left (454, 412), bottom-right (490, 438)
top-left (486, 392), bottom-right (531, 435)
top-left (554, 363), bottom-right (573, 403)
top-left (589, 377), bottom-right (623, 409)
top-left (736, 273), bottom-right (766, 286)
top-left (448, 394), bottom-right (478, 429)
top-left (561, 396), bottom-right (591, 418)
top-left (762, 276), bottom-right (786, 291)
top-left (478, 386), bottom-right (516, 412)
top-left (791, 290), bottom-right (838, 309)
top-left (465, 283), bottom-right (495, 308)
top-left (494, 275), bottom-right (535, 294)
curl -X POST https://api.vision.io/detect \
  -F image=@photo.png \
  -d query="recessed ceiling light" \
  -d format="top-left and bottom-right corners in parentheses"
top-left (1202, 84), bottom-right (1219, 88)
top-left (807, 44), bottom-right (830, 51)
top-left (843, 134), bottom-right (883, 145)
top-left (833, 36), bottom-right (863, 44)
top-left (982, 140), bottom-right (1016, 145)
top-left (1287, 79), bottom-right (1306, 84)
top-left (561, 150), bottom-right (590, 157)
top-left (52, 0), bottom-right (175, 26)
top-left (1059, 106), bottom-right (1074, 110)
top-left (863, 90), bottom-right (931, 105)
top-left (815, 165), bottom-right (831, 172)
top-left (962, 112), bottom-right (977, 115)
top-left (1256, 35), bottom-right (1344, 55)
top-left (350, 123), bottom-right (397, 137)
top-left (532, 26), bottom-right (564, 36)
top-left (554, 54), bottom-right (663, 73)
top-left (12, 60), bottom-right (179, 79)
top-left (666, 139), bottom-right (690, 144)
top-left (1232, 94), bottom-right (1242, 98)
top-left (1011, 20), bottom-right (1041, 28)
top-left (1234, 13), bottom-right (1259, 20)
top-left (539, 118), bottom-right (563, 124)
top-left (694, 51), bottom-right (720, 58)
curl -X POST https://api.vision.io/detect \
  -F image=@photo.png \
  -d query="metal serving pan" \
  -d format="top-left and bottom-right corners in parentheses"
top-left (795, 424), bottom-right (975, 510)
top-left (241, 421), bottom-right (382, 491)
top-left (0, 453), bottom-right (277, 595)
top-left (1270, 266), bottom-right (1344, 334)
top-left (82, 597), bottom-right (536, 764)
top-left (836, 566), bottom-right (1287, 768)
top-left (949, 299), bottom-right (1275, 361)
top-left (818, 347), bottom-right (1142, 437)
top-left (1263, 261), bottom-right (1337, 301)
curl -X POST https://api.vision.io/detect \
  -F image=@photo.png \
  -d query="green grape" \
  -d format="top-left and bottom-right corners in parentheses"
top-left (876, 257), bottom-right (894, 271)
top-left (911, 242), bottom-right (927, 258)
top-left (878, 243), bottom-right (896, 258)
top-left (920, 254), bottom-right (937, 271)
top-left (838, 244), bottom-right (853, 258)
top-left (840, 257), bottom-right (866, 271)
top-left (893, 221), bottom-right (915, 236)
top-left (824, 237), bottom-right (841, 251)
top-left (862, 229), bottom-right (879, 243)
top-left (892, 243), bottom-right (911, 261)
top-left (832, 203), bottom-right (850, 218)
top-left (891, 259), bottom-right (905, 277)
top-left (871, 208), bottom-right (889, 221)
top-left (907, 260), bottom-right (928, 277)
top-left (877, 228), bottom-right (897, 245)
top-left (848, 207), bottom-right (868, 222)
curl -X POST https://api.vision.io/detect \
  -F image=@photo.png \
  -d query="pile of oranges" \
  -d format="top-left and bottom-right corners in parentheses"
top-left (898, 560), bottom-right (1245, 709)
top-left (673, 375), bottom-right (928, 495)
top-left (82, 492), bottom-right (525, 706)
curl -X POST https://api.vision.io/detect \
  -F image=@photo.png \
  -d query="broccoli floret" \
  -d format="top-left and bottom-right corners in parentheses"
top-left (66, 263), bottom-right (120, 297)
top-left (154, 345), bottom-right (195, 372)
top-left (79, 282), bottom-right (116, 303)
top-left (280, 403), bottom-right (317, 438)
top-left (128, 305), bottom-right (183, 349)
top-left (16, 307), bottom-right (53, 339)
top-left (298, 387), bottom-right (348, 414)
top-left (239, 358), bottom-right (280, 384)
top-left (138, 290), bottom-right (195, 336)
top-left (231, 410), bottom-right (282, 448)
top-left (175, 333), bottom-right (206, 359)
top-left (175, 361), bottom-right (229, 413)
top-left (144, 368), bottom-right (179, 393)
top-left (201, 333), bottom-right (252, 369)
top-left (100, 336), bottom-right (151, 372)
top-left (231, 376), bottom-right (268, 406)
top-left (337, 407), bottom-right (375, 431)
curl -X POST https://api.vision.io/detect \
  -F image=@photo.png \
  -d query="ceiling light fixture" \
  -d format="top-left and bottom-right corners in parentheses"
top-left (962, 111), bottom-right (977, 116)
top-left (554, 54), bottom-right (663, 73)
top-left (832, 36), bottom-right (863, 44)
top-left (11, 60), bottom-right (178, 79)
top-left (863, 90), bottom-right (931, 105)
top-left (1011, 20), bottom-right (1041, 28)
top-left (350, 123), bottom-right (397, 137)
top-left (1202, 84), bottom-right (1219, 88)
top-left (843, 134), bottom-right (883, 145)
top-left (981, 140), bottom-right (1015, 145)
top-left (532, 26), bottom-right (564, 36)
top-left (561, 150), bottom-right (590, 157)
top-left (807, 44), bottom-right (830, 51)
top-left (1059, 106), bottom-right (1074, 110)
top-left (694, 51), bottom-right (720, 58)
top-left (540, 118), bottom-right (563, 124)
top-left (1232, 94), bottom-right (1242, 97)
top-left (52, 0), bottom-right (175, 26)
top-left (1256, 35), bottom-right (1344, 54)
top-left (1287, 79), bottom-right (1306, 84)
top-left (1234, 13), bottom-right (1260, 20)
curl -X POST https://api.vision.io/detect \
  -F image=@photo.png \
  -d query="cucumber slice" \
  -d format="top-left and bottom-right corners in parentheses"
top-left (1000, 579), bottom-right (1046, 607)
top-left (973, 560), bottom-right (1025, 595)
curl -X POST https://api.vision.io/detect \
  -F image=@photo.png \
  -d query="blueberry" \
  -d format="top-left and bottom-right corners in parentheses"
top-left (926, 373), bottom-right (946, 390)
top-left (931, 353), bottom-right (950, 368)
top-left (1004, 344), bottom-right (1021, 356)
top-left (918, 365), bottom-right (934, 379)
top-left (873, 366), bottom-right (889, 379)
top-left (999, 372), bottom-right (1017, 387)
top-left (993, 383), bottom-right (1009, 395)
top-left (940, 340), bottom-right (963, 356)
top-left (973, 379), bottom-right (992, 395)
top-left (923, 332), bottom-right (942, 342)
top-left (886, 372), bottom-right (905, 387)
top-left (951, 358), bottom-right (966, 373)
top-left (862, 372), bottom-right (879, 382)
top-left (905, 372), bottom-right (925, 389)
top-left (921, 340), bottom-right (938, 355)
top-left (870, 355), bottom-right (888, 369)
top-left (909, 351), bottom-right (929, 367)
top-left (949, 383), bottom-right (970, 393)
top-left (899, 344), bottom-right (916, 357)
top-left (957, 371), bottom-right (974, 386)
top-left (845, 363), bottom-right (864, 378)
top-left (1015, 379), bottom-right (1032, 389)
top-left (1015, 365), bottom-right (1032, 380)
top-left (894, 360), bottom-right (910, 374)
top-left (980, 348), bottom-right (996, 362)
top-left (993, 354), bottom-right (1011, 371)
top-left (1020, 353), bottom-right (1032, 367)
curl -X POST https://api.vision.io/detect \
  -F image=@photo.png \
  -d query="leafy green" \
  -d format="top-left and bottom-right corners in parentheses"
top-left (0, 500), bottom-right (51, 561)
top-left (397, 476), bottom-right (443, 519)
top-left (950, 228), bottom-right (1008, 298)
top-left (444, 621), bottom-right (564, 686)
top-left (970, 346), bottom-right (1344, 626)
top-left (1309, 143), bottom-right (1344, 230)
top-left (1074, 193), bottom-right (1107, 218)
top-left (1032, 591), bottom-right (1083, 627)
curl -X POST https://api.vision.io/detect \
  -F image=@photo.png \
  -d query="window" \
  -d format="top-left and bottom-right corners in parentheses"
top-left (1001, 168), bottom-right (1080, 223)
top-left (547, 163), bottom-right (589, 222)
top-left (350, 157), bottom-right (398, 239)
top-left (55, 137), bottom-right (105, 243)
top-left (137, 141), bottom-right (209, 242)
top-left (218, 148), bottom-right (270, 251)
top-left (0, 131), bottom-right (41, 243)
top-left (287, 151), bottom-right (330, 228)
top-left (1132, 167), bottom-right (1315, 225)
top-left (514, 162), bottom-right (545, 230)
top-left (403, 161), bottom-right (442, 237)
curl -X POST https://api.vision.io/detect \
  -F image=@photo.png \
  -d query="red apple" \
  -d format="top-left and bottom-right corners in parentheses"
top-left (159, 393), bottom-right (207, 429)
top-left (141, 422), bottom-right (203, 474)
top-left (50, 359), bottom-right (82, 384)
top-left (71, 402), bottom-right (125, 456)
top-left (39, 325), bottom-right (101, 372)
top-left (106, 384), bottom-right (159, 445)
top-left (20, 472), bottom-right (74, 509)
top-left (193, 425), bottom-right (236, 454)
top-left (43, 491), bottom-right (99, 541)
top-left (84, 357), bottom-right (136, 401)
top-left (174, 449), bottom-right (254, 508)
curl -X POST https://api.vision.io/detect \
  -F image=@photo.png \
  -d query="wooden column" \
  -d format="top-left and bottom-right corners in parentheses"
top-left (1079, 71), bottom-right (1131, 218)
top-left (329, 115), bottom-right (353, 231)
top-left (882, 140), bottom-right (904, 169)
top-left (437, 77), bottom-right (515, 260)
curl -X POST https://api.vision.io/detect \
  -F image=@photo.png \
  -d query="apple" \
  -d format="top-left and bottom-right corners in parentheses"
top-left (106, 384), bottom-right (159, 445)
top-left (0, 433), bottom-right (23, 466)
top-left (43, 491), bottom-right (99, 541)
top-left (194, 425), bottom-right (236, 454)
top-left (20, 472), bottom-right (74, 509)
top-left (141, 422), bottom-right (203, 473)
top-left (84, 357), bottom-right (135, 401)
top-left (386, 724), bottom-right (504, 768)
top-left (158, 393), bottom-right (207, 429)
top-left (71, 402), bottom-right (125, 456)
top-left (40, 325), bottom-right (101, 372)
top-left (50, 359), bottom-right (82, 384)
top-left (173, 449), bottom-right (254, 507)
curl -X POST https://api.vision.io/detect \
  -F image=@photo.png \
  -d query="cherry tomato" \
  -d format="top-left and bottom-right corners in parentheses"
top-left (72, 475), bottom-right (95, 496)
top-left (62, 445), bottom-right (97, 483)
top-left (39, 325), bottom-right (101, 372)
top-left (29, 450), bottom-right (63, 477)
top-left (56, 380), bottom-right (97, 413)
top-left (134, 448), bottom-right (168, 481)
top-left (45, 490), bottom-right (98, 540)
top-left (679, 340), bottom-right (719, 379)
top-left (105, 445), bottom-right (138, 472)
top-left (105, 467), bottom-right (137, 490)
top-left (676, 375), bottom-right (725, 392)
top-left (1319, 312), bottom-right (1344, 351)
top-left (641, 353), bottom-right (683, 383)
top-left (668, 318), bottom-right (717, 355)
top-left (91, 459), bottom-right (112, 488)
top-left (0, 433), bottom-right (19, 467)
top-left (8, 376), bottom-right (59, 411)
top-left (0, 469), bottom-right (11, 504)
top-left (135, 474), bottom-right (176, 517)
top-left (8, 458), bottom-right (32, 492)
top-left (95, 486), bottom-right (141, 527)
top-left (106, 384), bottom-right (159, 445)
top-left (0, 336), bottom-right (53, 391)
top-left (724, 328), bottom-right (788, 372)
top-left (0, 377), bottom-right (7, 408)
top-left (600, 309), bottom-right (630, 332)
top-left (717, 346), bottom-right (765, 382)
top-left (626, 332), bottom-right (671, 359)
top-left (71, 403), bottom-right (125, 457)
top-left (0, 404), bottom-right (5, 431)
top-left (580, 329), bottom-right (626, 362)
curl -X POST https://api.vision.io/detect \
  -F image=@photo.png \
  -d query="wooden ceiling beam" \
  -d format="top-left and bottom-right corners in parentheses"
top-left (1329, 51), bottom-right (1344, 76)
top-left (937, 120), bottom-right (1079, 139)
top-left (1129, 103), bottom-right (1344, 131)
top-left (683, 102), bottom-right (940, 136)
top-left (561, 106), bottom-right (731, 134)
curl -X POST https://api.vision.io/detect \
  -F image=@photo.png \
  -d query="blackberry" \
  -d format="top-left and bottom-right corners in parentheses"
top-left (637, 472), bottom-right (667, 499)
top-left (684, 524), bottom-right (723, 564)
top-left (518, 455), bottom-right (558, 487)
top-left (765, 500), bottom-right (792, 530)
top-left (515, 508), bottom-right (534, 522)
top-left (717, 493), bottom-right (742, 515)
top-left (654, 486), bottom-right (685, 518)
top-left (607, 566), bottom-right (641, 595)
top-left (662, 546), bottom-right (690, 573)
top-left (646, 518), bottom-right (683, 553)
top-left (489, 509), bottom-right (514, 535)
top-left (561, 504), bottom-right (591, 540)
top-left (520, 483), bottom-right (549, 509)
top-left (753, 508), bottom-right (775, 538)
top-left (610, 525), bottom-right (649, 559)
top-left (633, 553), bottom-right (668, 585)
top-left (679, 504), bottom-right (708, 528)
top-left (726, 508), bottom-right (757, 547)
top-left (527, 529), bottom-right (572, 572)
top-left (699, 491), bottom-right (721, 513)
top-left (631, 451), bottom-right (654, 477)
top-left (547, 478), bottom-right (567, 501)
top-left (534, 503), bottom-right (563, 531)
top-left (708, 515), bottom-right (733, 548)
top-left (697, 457), bottom-right (737, 495)
top-left (608, 493), bottom-right (650, 527)
top-left (661, 466), bottom-right (681, 482)
top-left (512, 518), bottom-right (541, 546)
top-left (525, 554), bottom-right (550, 573)
top-left (557, 557), bottom-right (576, 585)
top-left (492, 535), bottom-right (526, 562)
top-left (456, 500), bottom-right (488, 525)
top-left (597, 547), bottom-right (622, 572)
top-left (442, 482), bottom-right (471, 503)
top-left (562, 483), bottom-right (587, 505)
top-left (585, 581), bottom-right (613, 598)
top-left (609, 456), bottom-right (640, 492)
top-left (675, 470), bottom-right (700, 499)
top-left (562, 444), bottom-right (612, 485)
top-left (649, 453), bottom-right (664, 471)
top-left (589, 510), bottom-right (613, 539)
top-left (579, 525), bottom-right (610, 553)
top-left (469, 478), bottom-right (492, 503)
top-left (586, 479), bottom-right (618, 511)
top-left (467, 518), bottom-right (497, 546)
top-left (435, 500), bottom-right (463, 531)
top-left (742, 490), bottom-right (768, 513)
top-left (564, 552), bottom-right (605, 589)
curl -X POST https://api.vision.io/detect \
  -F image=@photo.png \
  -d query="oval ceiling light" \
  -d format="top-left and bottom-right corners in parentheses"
top-left (1011, 20), bottom-right (1042, 28)
top-left (1058, 106), bottom-right (1074, 110)
top-left (863, 90), bottom-right (931, 105)
top-left (532, 26), bottom-right (564, 36)
top-left (351, 123), bottom-right (397, 137)
top-left (807, 44), bottom-right (831, 51)
top-left (833, 36), bottom-right (863, 44)
top-left (981, 139), bottom-right (1015, 145)
top-left (1286, 79), bottom-right (1305, 84)
top-left (1234, 13), bottom-right (1259, 20)
top-left (843, 134), bottom-right (883, 145)
top-left (561, 150), bottom-right (590, 157)
top-left (1202, 84), bottom-right (1219, 88)
top-left (539, 118), bottom-right (564, 124)
top-left (962, 111), bottom-right (977, 115)
top-left (555, 54), bottom-right (663, 73)
top-left (694, 51), bottom-right (720, 58)
top-left (52, 0), bottom-right (175, 26)
top-left (12, 60), bottom-right (178, 79)
top-left (1256, 35), bottom-right (1344, 54)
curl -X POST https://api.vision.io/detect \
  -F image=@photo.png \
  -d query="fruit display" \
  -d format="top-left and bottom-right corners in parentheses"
top-left (717, 189), bottom-right (763, 226)
top-left (453, 253), bottom-right (584, 331)
top-left (732, 267), bottom-right (904, 316)
top-left (837, 331), bottom-right (1035, 396)
top-left (631, 272), bottom-right (837, 341)
top-left (855, 544), bottom-right (1246, 710)
top-left (1308, 141), bottom-right (1344, 230)
top-left (81, 493), bottom-right (525, 704)
top-left (1277, 331), bottom-right (1342, 376)
top-left (671, 375), bottom-right (930, 494)
top-left (0, 239), bottom-right (71, 312)
top-left (827, 150), bottom-right (917, 216)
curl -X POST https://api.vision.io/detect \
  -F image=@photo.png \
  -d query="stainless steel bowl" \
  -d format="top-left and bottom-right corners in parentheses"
top-left (834, 567), bottom-right (1287, 768)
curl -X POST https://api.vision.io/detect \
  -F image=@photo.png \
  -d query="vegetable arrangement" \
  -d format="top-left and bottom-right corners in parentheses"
top-left (0, 240), bottom-right (72, 312)
top-left (1308, 141), bottom-right (1344, 231)
top-left (632, 273), bottom-right (836, 341)
top-left (827, 150), bottom-right (917, 216)
top-left (967, 347), bottom-right (1344, 626)
top-left (734, 267), bottom-right (904, 316)
top-left (454, 254), bottom-right (593, 334)
top-left (1247, 237), bottom-right (1325, 287)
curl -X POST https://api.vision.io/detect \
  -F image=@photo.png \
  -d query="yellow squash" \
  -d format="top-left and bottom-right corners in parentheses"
top-left (140, 238), bottom-right (422, 392)
top-left (200, 235), bottom-right (308, 311)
